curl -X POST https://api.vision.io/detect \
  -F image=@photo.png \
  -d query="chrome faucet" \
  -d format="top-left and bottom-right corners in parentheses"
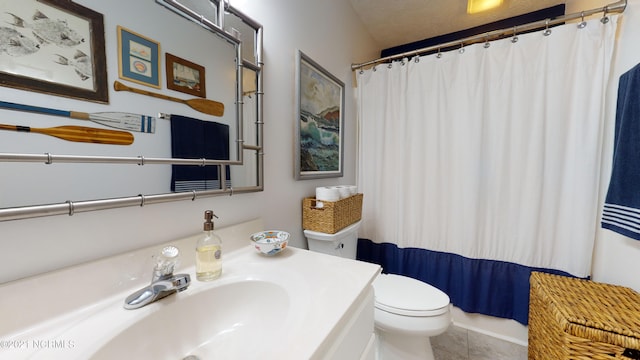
top-left (124, 246), bottom-right (191, 310)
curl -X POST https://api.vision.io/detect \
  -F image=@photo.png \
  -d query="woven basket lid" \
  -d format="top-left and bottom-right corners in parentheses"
top-left (532, 272), bottom-right (640, 349)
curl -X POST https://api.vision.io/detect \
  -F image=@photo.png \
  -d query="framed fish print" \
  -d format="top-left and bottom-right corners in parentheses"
top-left (294, 50), bottom-right (344, 180)
top-left (0, 0), bottom-right (108, 103)
top-left (117, 26), bottom-right (161, 89)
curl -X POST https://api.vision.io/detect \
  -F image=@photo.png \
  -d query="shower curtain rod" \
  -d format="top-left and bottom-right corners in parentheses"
top-left (351, 0), bottom-right (627, 71)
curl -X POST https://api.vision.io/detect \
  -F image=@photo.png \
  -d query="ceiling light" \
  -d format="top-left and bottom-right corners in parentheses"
top-left (467, 0), bottom-right (503, 14)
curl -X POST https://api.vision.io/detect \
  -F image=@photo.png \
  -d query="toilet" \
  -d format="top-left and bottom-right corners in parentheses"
top-left (304, 221), bottom-right (451, 360)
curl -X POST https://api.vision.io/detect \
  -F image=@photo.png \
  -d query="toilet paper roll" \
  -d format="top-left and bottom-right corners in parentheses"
top-left (347, 185), bottom-right (357, 196)
top-left (316, 186), bottom-right (340, 202)
top-left (336, 186), bottom-right (351, 199)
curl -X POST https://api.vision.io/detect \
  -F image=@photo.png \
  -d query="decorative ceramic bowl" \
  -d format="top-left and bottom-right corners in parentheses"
top-left (250, 230), bottom-right (290, 256)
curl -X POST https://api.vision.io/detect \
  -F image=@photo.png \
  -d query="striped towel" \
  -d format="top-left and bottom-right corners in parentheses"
top-left (602, 64), bottom-right (640, 240)
top-left (170, 114), bottom-right (230, 192)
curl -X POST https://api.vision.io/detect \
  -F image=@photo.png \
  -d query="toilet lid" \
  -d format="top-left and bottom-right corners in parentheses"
top-left (373, 274), bottom-right (450, 316)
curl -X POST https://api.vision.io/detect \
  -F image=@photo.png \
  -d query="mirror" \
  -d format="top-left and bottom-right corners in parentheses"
top-left (223, 7), bottom-right (258, 66)
top-left (0, 0), bottom-right (263, 220)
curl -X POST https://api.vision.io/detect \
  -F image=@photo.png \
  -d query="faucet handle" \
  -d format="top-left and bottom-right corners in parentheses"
top-left (153, 246), bottom-right (180, 280)
top-left (160, 245), bottom-right (179, 258)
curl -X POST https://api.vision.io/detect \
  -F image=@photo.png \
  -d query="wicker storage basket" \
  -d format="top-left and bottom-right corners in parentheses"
top-left (302, 193), bottom-right (363, 234)
top-left (529, 272), bottom-right (640, 360)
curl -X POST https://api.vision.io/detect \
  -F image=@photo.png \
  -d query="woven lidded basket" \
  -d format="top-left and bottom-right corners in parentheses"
top-left (302, 193), bottom-right (363, 234)
top-left (529, 272), bottom-right (640, 360)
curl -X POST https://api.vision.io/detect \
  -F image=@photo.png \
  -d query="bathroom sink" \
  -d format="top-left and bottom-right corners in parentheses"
top-left (0, 221), bottom-right (380, 360)
top-left (45, 255), bottom-right (312, 360)
top-left (91, 280), bottom-right (290, 359)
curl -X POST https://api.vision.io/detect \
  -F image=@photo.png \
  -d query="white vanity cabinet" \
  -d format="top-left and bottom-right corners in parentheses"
top-left (316, 285), bottom-right (376, 360)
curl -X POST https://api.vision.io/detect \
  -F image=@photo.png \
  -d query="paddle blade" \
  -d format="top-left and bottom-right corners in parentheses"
top-left (85, 112), bottom-right (156, 133)
top-left (184, 98), bottom-right (225, 117)
top-left (32, 125), bottom-right (134, 145)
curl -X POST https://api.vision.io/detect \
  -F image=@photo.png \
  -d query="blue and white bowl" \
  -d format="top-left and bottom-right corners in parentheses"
top-left (250, 230), bottom-right (290, 256)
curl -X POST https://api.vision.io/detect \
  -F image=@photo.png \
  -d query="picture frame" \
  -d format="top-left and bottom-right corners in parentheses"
top-left (117, 26), bottom-right (161, 89)
top-left (0, 0), bottom-right (108, 103)
top-left (295, 50), bottom-right (345, 180)
top-left (165, 53), bottom-right (206, 98)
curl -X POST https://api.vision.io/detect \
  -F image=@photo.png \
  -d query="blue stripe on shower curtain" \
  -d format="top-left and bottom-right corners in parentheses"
top-left (357, 239), bottom-right (579, 325)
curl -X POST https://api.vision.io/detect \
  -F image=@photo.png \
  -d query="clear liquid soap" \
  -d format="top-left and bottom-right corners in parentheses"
top-left (196, 210), bottom-right (222, 281)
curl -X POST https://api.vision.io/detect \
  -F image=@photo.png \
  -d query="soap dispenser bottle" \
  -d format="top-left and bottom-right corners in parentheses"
top-left (196, 210), bottom-right (222, 281)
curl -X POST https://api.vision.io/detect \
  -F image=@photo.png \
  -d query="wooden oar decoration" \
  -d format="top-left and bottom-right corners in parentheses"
top-left (113, 81), bottom-right (224, 117)
top-left (0, 101), bottom-right (156, 133)
top-left (0, 123), bottom-right (134, 145)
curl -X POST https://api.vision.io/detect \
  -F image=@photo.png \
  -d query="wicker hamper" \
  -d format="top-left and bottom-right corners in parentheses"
top-left (302, 193), bottom-right (363, 234)
top-left (529, 272), bottom-right (640, 359)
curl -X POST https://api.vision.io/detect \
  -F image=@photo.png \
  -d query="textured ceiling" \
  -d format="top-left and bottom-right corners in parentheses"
top-left (349, 0), bottom-right (569, 50)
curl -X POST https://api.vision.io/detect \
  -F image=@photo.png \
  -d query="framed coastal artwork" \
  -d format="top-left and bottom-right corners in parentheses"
top-left (294, 51), bottom-right (345, 180)
top-left (117, 26), bottom-right (161, 89)
top-left (165, 53), bottom-right (206, 98)
top-left (0, 0), bottom-right (108, 103)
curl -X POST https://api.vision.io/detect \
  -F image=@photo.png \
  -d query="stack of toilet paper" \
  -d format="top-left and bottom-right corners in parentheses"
top-left (315, 185), bottom-right (357, 208)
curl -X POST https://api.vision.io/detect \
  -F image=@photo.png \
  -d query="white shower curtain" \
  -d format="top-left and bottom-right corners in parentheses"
top-left (356, 16), bottom-right (618, 324)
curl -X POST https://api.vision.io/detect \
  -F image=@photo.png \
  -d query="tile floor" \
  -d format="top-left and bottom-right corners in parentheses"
top-left (431, 325), bottom-right (528, 360)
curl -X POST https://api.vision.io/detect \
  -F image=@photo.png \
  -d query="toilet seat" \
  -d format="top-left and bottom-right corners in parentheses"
top-left (373, 274), bottom-right (450, 317)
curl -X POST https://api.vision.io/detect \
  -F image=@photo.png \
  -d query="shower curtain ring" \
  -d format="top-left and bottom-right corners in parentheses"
top-left (459, 42), bottom-right (465, 54)
top-left (578, 11), bottom-right (587, 28)
top-left (511, 26), bottom-right (519, 43)
top-left (601, 7), bottom-right (610, 24)
top-left (543, 19), bottom-right (552, 36)
top-left (483, 37), bottom-right (490, 48)
top-left (436, 47), bottom-right (442, 58)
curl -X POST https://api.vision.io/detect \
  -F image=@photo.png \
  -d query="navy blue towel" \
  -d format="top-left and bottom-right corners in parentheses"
top-left (170, 115), bottom-right (230, 192)
top-left (602, 64), bottom-right (640, 240)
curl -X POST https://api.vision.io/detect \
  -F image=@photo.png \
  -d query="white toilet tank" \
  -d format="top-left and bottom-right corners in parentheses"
top-left (303, 221), bottom-right (361, 259)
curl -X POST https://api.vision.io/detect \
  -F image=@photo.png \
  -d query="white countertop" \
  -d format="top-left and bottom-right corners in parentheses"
top-left (0, 219), bottom-right (380, 359)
